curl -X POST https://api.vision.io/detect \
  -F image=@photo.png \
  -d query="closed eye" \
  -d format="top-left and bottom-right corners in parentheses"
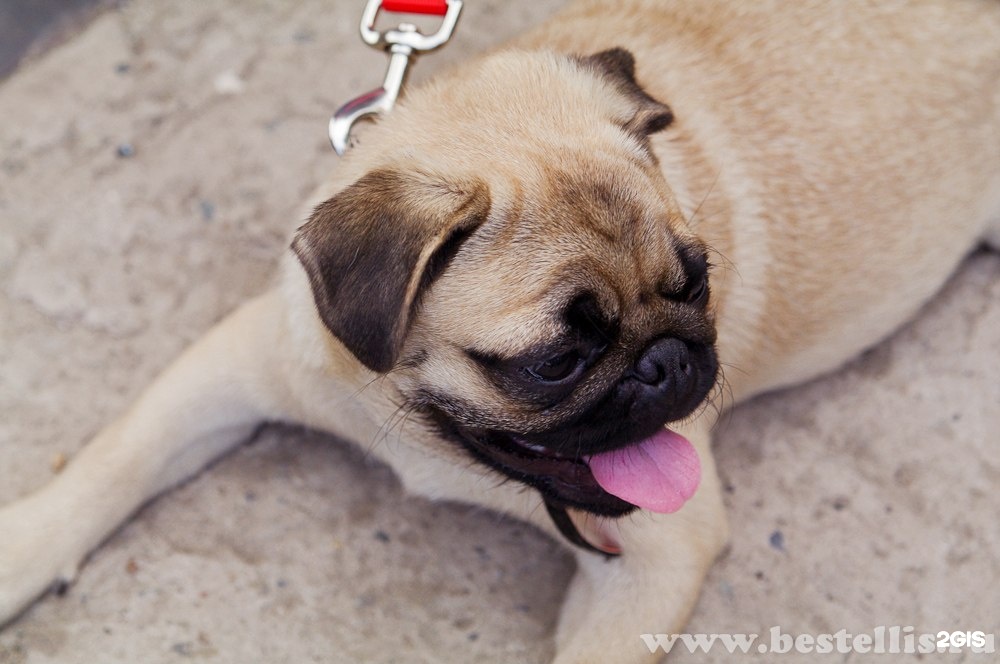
top-left (463, 292), bottom-right (614, 405)
top-left (525, 350), bottom-right (584, 383)
top-left (684, 272), bottom-right (709, 307)
top-left (661, 247), bottom-right (710, 306)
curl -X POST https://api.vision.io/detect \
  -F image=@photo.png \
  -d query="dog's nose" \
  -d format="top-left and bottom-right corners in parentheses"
top-left (631, 337), bottom-right (691, 388)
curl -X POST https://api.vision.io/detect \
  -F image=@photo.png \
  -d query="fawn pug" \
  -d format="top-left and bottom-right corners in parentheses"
top-left (2, 0), bottom-right (998, 661)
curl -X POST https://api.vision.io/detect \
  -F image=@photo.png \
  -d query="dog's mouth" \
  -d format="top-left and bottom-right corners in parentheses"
top-left (457, 426), bottom-right (635, 515)
top-left (424, 408), bottom-right (701, 555)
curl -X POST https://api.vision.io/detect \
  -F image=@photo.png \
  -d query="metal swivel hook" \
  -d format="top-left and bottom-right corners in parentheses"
top-left (329, 0), bottom-right (463, 155)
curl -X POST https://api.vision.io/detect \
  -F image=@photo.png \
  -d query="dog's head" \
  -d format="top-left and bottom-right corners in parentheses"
top-left (292, 48), bottom-right (717, 524)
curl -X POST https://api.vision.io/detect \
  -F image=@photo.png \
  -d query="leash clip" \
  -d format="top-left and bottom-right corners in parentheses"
top-left (329, 0), bottom-right (463, 155)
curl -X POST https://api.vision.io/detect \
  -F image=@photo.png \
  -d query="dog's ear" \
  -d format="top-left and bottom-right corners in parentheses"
top-left (291, 169), bottom-right (490, 373)
top-left (580, 47), bottom-right (673, 137)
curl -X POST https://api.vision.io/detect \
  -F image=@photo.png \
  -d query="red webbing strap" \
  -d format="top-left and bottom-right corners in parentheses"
top-left (381, 0), bottom-right (448, 15)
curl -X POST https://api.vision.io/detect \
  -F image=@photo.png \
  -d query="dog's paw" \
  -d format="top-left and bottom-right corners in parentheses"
top-left (0, 498), bottom-right (82, 627)
top-left (550, 426), bottom-right (729, 664)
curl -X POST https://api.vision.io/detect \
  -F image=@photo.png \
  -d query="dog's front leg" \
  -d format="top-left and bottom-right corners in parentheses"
top-left (0, 290), bottom-right (294, 625)
top-left (553, 421), bottom-right (728, 664)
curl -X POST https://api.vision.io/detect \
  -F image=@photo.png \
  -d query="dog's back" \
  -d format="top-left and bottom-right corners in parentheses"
top-left (513, 0), bottom-right (1000, 398)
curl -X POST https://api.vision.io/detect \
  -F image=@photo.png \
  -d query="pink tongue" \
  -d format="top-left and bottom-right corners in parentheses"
top-left (585, 429), bottom-right (700, 513)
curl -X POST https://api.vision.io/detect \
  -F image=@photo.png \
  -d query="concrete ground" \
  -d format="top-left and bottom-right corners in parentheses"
top-left (0, 1), bottom-right (997, 662)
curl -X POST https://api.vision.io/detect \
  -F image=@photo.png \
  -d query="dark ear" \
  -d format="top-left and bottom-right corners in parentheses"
top-left (580, 47), bottom-right (674, 137)
top-left (291, 169), bottom-right (490, 373)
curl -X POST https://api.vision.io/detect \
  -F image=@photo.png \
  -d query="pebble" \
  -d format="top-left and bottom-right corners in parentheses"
top-left (199, 199), bottom-right (216, 221)
top-left (213, 70), bottom-right (245, 95)
top-left (50, 451), bottom-right (67, 473)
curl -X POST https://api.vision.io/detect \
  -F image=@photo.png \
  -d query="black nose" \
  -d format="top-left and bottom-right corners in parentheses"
top-left (631, 337), bottom-right (691, 387)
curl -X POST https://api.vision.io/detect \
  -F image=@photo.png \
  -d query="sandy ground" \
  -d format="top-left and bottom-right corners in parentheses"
top-left (0, 1), bottom-right (997, 662)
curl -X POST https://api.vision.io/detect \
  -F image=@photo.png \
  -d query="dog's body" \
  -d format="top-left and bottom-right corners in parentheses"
top-left (2, 1), bottom-right (999, 661)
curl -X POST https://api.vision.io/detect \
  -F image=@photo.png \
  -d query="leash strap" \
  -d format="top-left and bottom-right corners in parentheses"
top-left (329, 0), bottom-right (463, 154)
top-left (382, 0), bottom-right (448, 15)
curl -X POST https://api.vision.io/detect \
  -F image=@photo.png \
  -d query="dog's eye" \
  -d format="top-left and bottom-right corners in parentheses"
top-left (685, 274), bottom-right (709, 307)
top-left (526, 350), bottom-right (583, 382)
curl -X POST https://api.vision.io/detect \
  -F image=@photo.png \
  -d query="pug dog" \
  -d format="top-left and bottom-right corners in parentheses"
top-left (1, 0), bottom-right (998, 661)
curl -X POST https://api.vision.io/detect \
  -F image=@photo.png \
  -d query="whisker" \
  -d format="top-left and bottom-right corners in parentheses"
top-left (704, 240), bottom-right (739, 280)
top-left (363, 398), bottom-right (410, 461)
top-left (686, 167), bottom-right (722, 231)
top-left (344, 370), bottom-right (391, 404)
